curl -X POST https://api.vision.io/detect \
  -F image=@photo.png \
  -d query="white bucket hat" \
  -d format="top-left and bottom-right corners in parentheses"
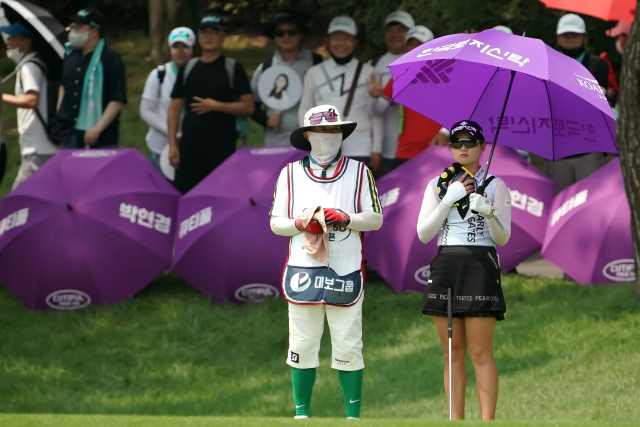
top-left (290, 105), bottom-right (357, 151)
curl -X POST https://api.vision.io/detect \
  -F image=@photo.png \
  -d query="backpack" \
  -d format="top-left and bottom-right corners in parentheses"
top-left (20, 58), bottom-right (60, 145)
top-left (183, 56), bottom-right (248, 139)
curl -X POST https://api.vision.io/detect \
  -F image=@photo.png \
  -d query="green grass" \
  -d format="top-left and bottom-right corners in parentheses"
top-left (0, 275), bottom-right (639, 422)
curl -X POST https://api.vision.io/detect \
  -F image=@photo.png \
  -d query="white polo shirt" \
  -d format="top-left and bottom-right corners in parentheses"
top-left (141, 62), bottom-right (179, 155)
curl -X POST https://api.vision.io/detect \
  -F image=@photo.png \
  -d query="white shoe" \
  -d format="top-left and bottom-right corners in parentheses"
top-left (347, 417), bottom-right (359, 420)
top-left (294, 415), bottom-right (309, 419)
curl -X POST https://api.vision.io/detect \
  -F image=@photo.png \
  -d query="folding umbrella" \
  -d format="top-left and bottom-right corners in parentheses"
top-left (539, 0), bottom-right (636, 22)
top-left (541, 158), bottom-right (634, 284)
top-left (172, 146), bottom-right (306, 304)
top-left (0, 149), bottom-right (180, 310)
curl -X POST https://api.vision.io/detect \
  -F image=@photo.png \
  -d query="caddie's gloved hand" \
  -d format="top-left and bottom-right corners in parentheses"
top-left (469, 193), bottom-right (493, 215)
top-left (295, 218), bottom-right (324, 234)
top-left (324, 208), bottom-right (351, 227)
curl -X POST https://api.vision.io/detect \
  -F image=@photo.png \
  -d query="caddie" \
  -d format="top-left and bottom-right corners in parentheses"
top-left (269, 104), bottom-right (383, 419)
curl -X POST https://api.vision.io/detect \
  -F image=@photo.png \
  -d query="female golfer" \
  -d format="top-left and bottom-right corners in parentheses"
top-left (269, 73), bottom-right (289, 100)
top-left (416, 120), bottom-right (511, 420)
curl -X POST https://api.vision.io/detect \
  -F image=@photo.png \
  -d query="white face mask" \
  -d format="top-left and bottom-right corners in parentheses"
top-left (6, 47), bottom-right (24, 64)
top-left (307, 131), bottom-right (342, 164)
top-left (68, 29), bottom-right (90, 49)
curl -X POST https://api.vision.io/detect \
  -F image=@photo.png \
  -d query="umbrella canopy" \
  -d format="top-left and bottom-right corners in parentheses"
top-left (364, 145), bottom-right (554, 293)
top-left (388, 30), bottom-right (617, 162)
top-left (539, 0), bottom-right (635, 22)
top-left (172, 146), bottom-right (306, 304)
top-left (0, 149), bottom-right (181, 310)
top-left (541, 158), bottom-right (634, 284)
top-left (0, 0), bottom-right (65, 80)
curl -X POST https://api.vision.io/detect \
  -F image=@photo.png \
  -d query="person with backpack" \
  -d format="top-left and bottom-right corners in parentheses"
top-left (547, 13), bottom-right (609, 194)
top-left (1, 21), bottom-right (58, 189)
top-left (56, 7), bottom-right (127, 149)
top-left (250, 8), bottom-right (323, 146)
top-left (168, 13), bottom-right (254, 194)
top-left (140, 27), bottom-right (195, 172)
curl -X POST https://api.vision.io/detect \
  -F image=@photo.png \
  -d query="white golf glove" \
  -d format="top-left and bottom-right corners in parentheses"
top-left (469, 193), bottom-right (493, 215)
top-left (441, 181), bottom-right (468, 207)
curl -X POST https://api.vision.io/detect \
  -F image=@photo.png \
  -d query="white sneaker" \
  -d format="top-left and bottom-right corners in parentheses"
top-left (294, 415), bottom-right (309, 419)
top-left (347, 417), bottom-right (359, 420)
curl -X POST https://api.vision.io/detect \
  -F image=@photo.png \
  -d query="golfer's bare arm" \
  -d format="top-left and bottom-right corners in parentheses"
top-left (92, 101), bottom-right (123, 133)
top-left (417, 179), bottom-right (451, 243)
top-left (167, 98), bottom-right (183, 148)
top-left (487, 180), bottom-right (511, 246)
top-left (2, 91), bottom-right (38, 109)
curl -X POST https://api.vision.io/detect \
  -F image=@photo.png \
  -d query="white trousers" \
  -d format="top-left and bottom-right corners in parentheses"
top-left (286, 295), bottom-right (364, 371)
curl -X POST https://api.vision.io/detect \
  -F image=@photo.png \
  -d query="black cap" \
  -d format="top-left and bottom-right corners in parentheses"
top-left (70, 7), bottom-right (105, 33)
top-left (449, 120), bottom-right (486, 142)
top-left (199, 13), bottom-right (226, 31)
top-left (265, 8), bottom-right (307, 38)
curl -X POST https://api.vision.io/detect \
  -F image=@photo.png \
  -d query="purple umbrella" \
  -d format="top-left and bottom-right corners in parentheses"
top-left (365, 145), bottom-right (554, 293)
top-left (172, 146), bottom-right (306, 304)
top-left (388, 29), bottom-right (617, 181)
top-left (0, 149), bottom-right (180, 310)
top-left (541, 158), bottom-right (634, 284)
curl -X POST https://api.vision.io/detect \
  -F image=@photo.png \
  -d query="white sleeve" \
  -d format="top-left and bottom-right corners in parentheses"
top-left (372, 97), bottom-right (390, 115)
top-left (356, 165), bottom-right (382, 215)
top-left (20, 63), bottom-right (42, 95)
top-left (141, 70), bottom-right (160, 101)
top-left (416, 179), bottom-right (452, 244)
top-left (139, 97), bottom-right (167, 134)
top-left (298, 70), bottom-right (315, 126)
top-left (348, 210), bottom-right (383, 232)
top-left (371, 111), bottom-right (383, 153)
top-left (487, 179), bottom-right (512, 246)
top-left (269, 167), bottom-right (290, 218)
top-left (251, 63), bottom-right (263, 101)
top-left (270, 216), bottom-right (299, 236)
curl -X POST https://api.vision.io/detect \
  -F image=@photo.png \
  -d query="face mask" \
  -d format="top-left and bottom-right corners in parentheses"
top-left (307, 131), bottom-right (342, 164)
top-left (68, 29), bottom-right (90, 49)
top-left (616, 38), bottom-right (625, 54)
top-left (6, 47), bottom-right (24, 64)
top-left (560, 45), bottom-right (585, 59)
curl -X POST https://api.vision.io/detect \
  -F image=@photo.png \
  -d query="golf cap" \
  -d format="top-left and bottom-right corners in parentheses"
top-left (607, 20), bottom-right (632, 37)
top-left (71, 7), bottom-right (105, 31)
top-left (449, 120), bottom-right (486, 142)
top-left (492, 25), bottom-right (513, 34)
top-left (384, 11), bottom-right (415, 29)
top-left (199, 13), bottom-right (226, 31)
top-left (328, 16), bottom-right (357, 36)
top-left (168, 27), bottom-right (196, 47)
top-left (265, 8), bottom-right (307, 38)
top-left (557, 13), bottom-right (586, 35)
top-left (1, 21), bottom-right (37, 40)
top-left (405, 25), bottom-right (434, 44)
top-left (290, 105), bottom-right (357, 151)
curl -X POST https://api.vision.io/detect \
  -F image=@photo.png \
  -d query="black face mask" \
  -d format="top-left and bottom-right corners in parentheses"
top-left (331, 53), bottom-right (353, 65)
top-left (560, 45), bottom-right (585, 59)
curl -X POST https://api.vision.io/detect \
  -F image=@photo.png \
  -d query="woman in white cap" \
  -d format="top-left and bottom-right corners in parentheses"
top-left (417, 120), bottom-right (511, 421)
top-left (270, 104), bottom-right (383, 420)
top-left (140, 27), bottom-right (195, 172)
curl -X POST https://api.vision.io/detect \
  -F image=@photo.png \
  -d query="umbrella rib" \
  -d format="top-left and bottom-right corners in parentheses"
top-left (469, 67), bottom-right (500, 123)
top-left (601, 109), bottom-right (619, 154)
top-left (543, 80), bottom-right (556, 161)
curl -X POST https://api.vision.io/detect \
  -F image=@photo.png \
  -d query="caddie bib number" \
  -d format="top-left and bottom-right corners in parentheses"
top-left (283, 265), bottom-right (363, 305)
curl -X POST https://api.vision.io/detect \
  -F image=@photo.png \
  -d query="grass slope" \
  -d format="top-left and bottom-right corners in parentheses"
top-left (0, 275), bottom-right (639, 422)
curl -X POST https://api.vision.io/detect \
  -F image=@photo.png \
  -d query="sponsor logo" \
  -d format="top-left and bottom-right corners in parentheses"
top-left (290, 272), bottom-right (311, 292)
top-left (250, 147), bottom-right (296, 156)
top-left (290, 351), bottom-right (299, 363)
top-left (573, 74), bottom-right (605, 96)
top-left (602, 259), bottom-right (636, 282)
top-left (334, 358), bottom-right (350, 366)
top-left (71, 150), bottom-right (117, 158)
top-left (296, 405), bottom-right (305, 408)
top-left (46, 290), bottom-right (91, 310)
top-left (350, 399), bottom-right (360, 403)
top-left (412, 59), bottom-right (456, 85)
top-left (235, 284), bottom-right (279, 303)
top-left (414, 266), bottom-right (431, 285)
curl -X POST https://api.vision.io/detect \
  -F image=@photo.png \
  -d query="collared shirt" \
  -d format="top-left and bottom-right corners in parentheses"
top-left (251, 49), bottom-right (317, 147)
top-left (56, 40), bottom-right (127, 148)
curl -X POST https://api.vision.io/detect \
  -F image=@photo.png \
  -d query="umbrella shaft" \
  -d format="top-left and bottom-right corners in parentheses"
top-left (481, 70), bottom-right (516, 191)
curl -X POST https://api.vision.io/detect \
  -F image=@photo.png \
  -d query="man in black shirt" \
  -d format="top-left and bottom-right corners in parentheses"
top-left (168, 13), bottom-right (254, 193)
top-left (56, 8), bottom-right (127, 149)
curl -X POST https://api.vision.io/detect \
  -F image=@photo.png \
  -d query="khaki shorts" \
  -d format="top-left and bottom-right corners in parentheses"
top-left (286, 295), bottom-right (364, 371)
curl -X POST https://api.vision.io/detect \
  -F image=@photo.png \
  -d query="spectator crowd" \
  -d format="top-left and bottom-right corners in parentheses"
top-left (0, 6), bottom-right (624, 194)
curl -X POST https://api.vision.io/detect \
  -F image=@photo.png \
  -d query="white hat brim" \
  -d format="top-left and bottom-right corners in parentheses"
top-left (290, 121), bottom-right (357, 151)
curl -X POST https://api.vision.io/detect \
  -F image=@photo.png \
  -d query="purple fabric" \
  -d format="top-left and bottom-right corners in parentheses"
top-left (0, 149), bottom-right (181, 310)
top-left (364, 145), bottom-right (554, 293)
top-left (172, 146), bottom-right (307, 303)
top-left (541, 158), bottom-right (634, 284)
top-left (389, 29), bottom-right (617, 160)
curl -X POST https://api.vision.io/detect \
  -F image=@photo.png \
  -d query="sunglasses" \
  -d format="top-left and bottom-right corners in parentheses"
top-left (275, 29), bottom-right (299, 37)
top-left (309, 109), bottom-right (338, 125)
top-left (170, 31), bottom-right (191, 40)
top-left (449, 138), bottom-right (480, 149)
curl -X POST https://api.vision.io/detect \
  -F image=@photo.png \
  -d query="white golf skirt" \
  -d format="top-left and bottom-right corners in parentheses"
top-left (286, 295), bottom-right (364, 371)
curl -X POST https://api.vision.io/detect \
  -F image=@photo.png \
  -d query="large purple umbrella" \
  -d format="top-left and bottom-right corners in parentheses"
top-left (365, 145), bottom-right (554, 293)
top-left (172, 146), bottom-right (306, 304)
top-left (541, 158), bottom-right (634, 284)
top-left (388, 29), bottom-right (617, 178)
top-left (0, 149), bottom-right (180, 310)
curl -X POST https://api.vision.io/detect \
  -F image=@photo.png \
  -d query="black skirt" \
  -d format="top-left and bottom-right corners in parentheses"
top-left (422, 246), bottom-right (506, 321)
